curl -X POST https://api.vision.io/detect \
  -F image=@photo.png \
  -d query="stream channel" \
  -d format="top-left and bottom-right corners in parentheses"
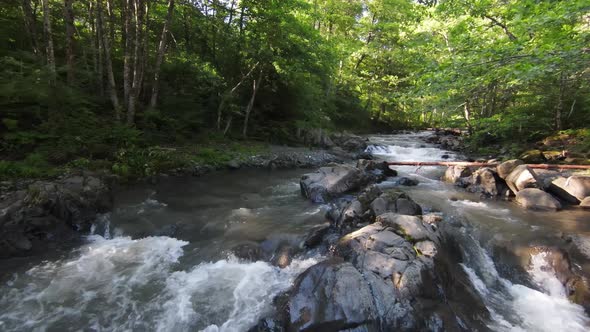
top-left (1, 132), bottom-right (589, 331)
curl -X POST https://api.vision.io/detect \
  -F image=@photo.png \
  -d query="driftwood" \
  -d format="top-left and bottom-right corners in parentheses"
top-left (386, 161), bottom-right (590, 170)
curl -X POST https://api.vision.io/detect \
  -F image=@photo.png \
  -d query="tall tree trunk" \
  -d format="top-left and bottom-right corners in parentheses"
top-left (123, 0), bottom-right (132, 106)
top-left (42, 0), bottom-right (56, 82)
top-left (22, 0), bottom-right (40, 55)
top-left (127, 0), bottom-right (145, 125)
top-left (242, 70), bottom-right (263, 138)
top-left (89, 1), bottom-right (104, 96)
top-left (149, 0), bottom-right (175, 109)
top-left (97, 0), bottom-right (121, 121)
top-left (64, 0), bottom-right (75, 85)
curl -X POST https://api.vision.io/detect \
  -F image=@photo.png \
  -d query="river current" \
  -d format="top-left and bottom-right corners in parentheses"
top-left (1, 132), bottom-right (588, 331)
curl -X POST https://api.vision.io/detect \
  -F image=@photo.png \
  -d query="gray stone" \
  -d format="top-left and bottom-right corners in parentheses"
top-left (396, 198), bottom-right (422, 216)
top-left (556, 176), bottom-right (590, 202)
top-left (496, 159), bottom-right (524, 179)
top-left (395, 177), bottom-right (419, 186)
top-left (505, 165), bottom-right (540, 194)
top-left (549, 177), bottom-right (580, 204)
top-left (515, 188), bottom-right (561, 210)
top-left (442, 166), bottom-right (472, 184)
top-left (376, 213), bottom-right (433, 241)
top-left (466, 167), bottom-right (505, 197)
top-left (300, 165), bottom-right (365, 203)
top-left (286, 260), bottom-right (378, 331)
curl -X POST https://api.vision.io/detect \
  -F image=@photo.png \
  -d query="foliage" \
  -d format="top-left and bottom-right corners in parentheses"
top-left (1, 0), bottom-right (589, 179)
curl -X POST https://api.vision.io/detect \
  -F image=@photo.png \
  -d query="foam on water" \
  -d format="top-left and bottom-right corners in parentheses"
top-left (0, 234), bottom-right (321, 332)
top-left (461, 247), bottom-right (589, 332)
top-left (157, 256), bottom-right (320, 332)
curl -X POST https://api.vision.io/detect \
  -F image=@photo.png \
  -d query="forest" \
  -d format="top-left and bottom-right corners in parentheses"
top-left (1, 0), bottom-right (589, 179)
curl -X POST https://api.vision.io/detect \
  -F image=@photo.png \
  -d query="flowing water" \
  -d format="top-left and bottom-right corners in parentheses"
top-left (1, 132), bottom-right (589, 331)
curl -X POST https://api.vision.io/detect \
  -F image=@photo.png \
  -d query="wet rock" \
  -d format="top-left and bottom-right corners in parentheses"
top-left (520, 149), bottom-right (545, 163)
top-left (248, 318), bottom-right (285, 332)
top-left (496, 159), bottom-right (524, 179)
top-left (442, 166), bottom-right (472, 185)
top-left (300, 165), bottom-right (366, 203)
top-left (395, 177), bottom-right (419, 186)
top-left (271, 245), bottom-right (294, 268)
top-left (231, 242), bottom-right (263, 261)
top-left (515, 188), bottom-right (561, 210)
top-left (0, 174), bottom-right (111, 258)
top-left (286, 259), bottom-right (379, 331)
top-left (505, 165), bottom-right (541, 194)
top-left (355, 151), bottom-right (374, 160)
top-left (303, 223), bottom-right (331, 249)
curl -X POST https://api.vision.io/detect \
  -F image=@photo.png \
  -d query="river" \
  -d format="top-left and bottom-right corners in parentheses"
top-left (1, 132), bottom-right (589, 331)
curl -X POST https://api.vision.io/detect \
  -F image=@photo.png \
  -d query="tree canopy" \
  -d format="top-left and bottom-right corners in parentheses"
top-left (1, 0), bottom-right (589, 174)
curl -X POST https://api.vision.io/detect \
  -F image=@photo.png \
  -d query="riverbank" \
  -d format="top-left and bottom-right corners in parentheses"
top-left (0, 132), bottom-right (370, 259)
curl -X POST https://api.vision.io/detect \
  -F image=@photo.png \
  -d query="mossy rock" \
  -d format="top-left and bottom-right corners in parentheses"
top-left (542, 150), bottom-right (564, 162)
top-left (519, 149), bottom-right (545, 163)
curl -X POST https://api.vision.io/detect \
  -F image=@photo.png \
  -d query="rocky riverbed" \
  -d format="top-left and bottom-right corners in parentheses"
top-left (1, 130), bottom-right (589, 331)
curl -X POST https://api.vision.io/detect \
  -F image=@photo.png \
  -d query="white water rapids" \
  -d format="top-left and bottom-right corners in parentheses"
top-left (0, 232), bottom-right (320, 331)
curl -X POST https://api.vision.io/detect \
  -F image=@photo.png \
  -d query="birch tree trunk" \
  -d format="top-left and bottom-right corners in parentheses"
top-left (127, 0), bottom-right (147, 125)
top-left (149, 0), bottom-right (175, 109)
top-left (97, 0), bottom-right (121, 121)
top-left (242, 70), bottom-right (263, 138)
top-left (64, 0), bottom-right (75, 85)
top-left (22, 0), bottom-right (40, 55)
top-left (42, 0), bottom-right (56, 81)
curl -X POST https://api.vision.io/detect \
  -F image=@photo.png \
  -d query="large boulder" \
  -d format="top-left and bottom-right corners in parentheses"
top-left (505, 165), bottom-right (540, 194)
top-left (515, 188), bottom-right (562, 210)
top-left (581, 197), bottom-right (590, 208)
top-left (0, 174), bottom-right (112, 258)
top-left (548, 176), bottom-right (590, 204)
top-left (328, 188), bottom-right (422, 230)
top-left (285, 259), bottom-right (384, 331)
top-left (330, 133), bottom-right (368, 152)
top-left (442, 166), bottom-right (472, 185)
top-left (496, 159), bottom-right (524, 179)
top-left (370, 191), bottom-right (422, 217)
top-left (300, 165), bottom-right (369, 203)
top-left (465, 167), bottom-right (507, 197)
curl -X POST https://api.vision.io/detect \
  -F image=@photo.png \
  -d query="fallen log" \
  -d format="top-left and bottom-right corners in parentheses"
top-left (385, 161), bottom-right (590, 170)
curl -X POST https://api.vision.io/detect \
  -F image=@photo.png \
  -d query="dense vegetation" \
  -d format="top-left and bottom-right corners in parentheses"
top-left (1, 0), bottom-right (589, 179)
